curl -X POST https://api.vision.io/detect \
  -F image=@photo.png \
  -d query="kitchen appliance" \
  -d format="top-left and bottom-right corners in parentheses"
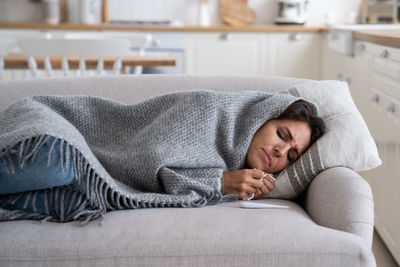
top-left (275, 0), bottom-right (309, 25)
top-left (360, 0), bottom-right (399, 24)
top-left (198, 0), bottom-right (210, 26)
top-left (42, 0), bottom-right (60, 25)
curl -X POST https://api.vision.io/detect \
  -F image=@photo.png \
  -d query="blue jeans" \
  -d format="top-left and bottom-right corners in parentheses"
top-left (0, 138), bottom-right (76, 214)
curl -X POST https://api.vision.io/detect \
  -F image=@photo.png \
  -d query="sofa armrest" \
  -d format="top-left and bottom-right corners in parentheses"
top-left (304, 167), bottom-right (374, 249)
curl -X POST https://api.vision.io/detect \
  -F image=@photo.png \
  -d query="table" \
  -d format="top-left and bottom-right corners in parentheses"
top-left (3, 53), bottom-right (177, 70)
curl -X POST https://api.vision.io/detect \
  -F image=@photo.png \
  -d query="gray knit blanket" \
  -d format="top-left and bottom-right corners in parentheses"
top-left (0, 90), bottom-right (298, 224)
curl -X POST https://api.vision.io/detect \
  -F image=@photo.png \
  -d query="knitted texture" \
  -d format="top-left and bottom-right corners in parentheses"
top-left (0, 90), bottom-right (298, 223)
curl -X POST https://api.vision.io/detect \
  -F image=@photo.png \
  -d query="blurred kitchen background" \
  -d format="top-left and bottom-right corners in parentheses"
top-left (0, 0), bottom-right (382, 26)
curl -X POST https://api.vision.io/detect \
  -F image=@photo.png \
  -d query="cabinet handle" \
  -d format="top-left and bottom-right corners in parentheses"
top-left (219, 32), bottom-right (232, 41)
top-left (359, 43), bottom-right (366, 51)
top-left (346, 77), bottom-right (352, 85)
top-left (381, 49), bottom-right (389, 58)
top-left (337, 73), bottom-right (343, 80)
top-left (289, 33), bottom-right (302, 41)
top-left (330, 33), bottom-right (339, 41)
top-left (371, 94), bottom-right (380, 103)
top-left (387, 103), bottom-right (396, 113)
top-left (152, 39), bottom-right (161, 47)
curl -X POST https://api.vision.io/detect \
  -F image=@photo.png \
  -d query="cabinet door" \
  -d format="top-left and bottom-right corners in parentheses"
top-left (269, 33), bottom-right (321, 79)
top-left (359, 42), bottom-right (400, 265)
top-left (185, 33), bottom-right (267, 75)
top-left (321, 37), bottom-right (367, 115)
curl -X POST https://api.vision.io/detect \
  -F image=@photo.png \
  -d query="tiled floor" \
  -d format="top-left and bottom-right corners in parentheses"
top-left (373, 230), bottom-right (399, 267)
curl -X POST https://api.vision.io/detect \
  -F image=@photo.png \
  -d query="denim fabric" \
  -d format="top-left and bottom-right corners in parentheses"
top-left (0, 139), bottom-right (76, 214)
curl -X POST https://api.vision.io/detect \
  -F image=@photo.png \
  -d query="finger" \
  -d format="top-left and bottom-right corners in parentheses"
top-left (247, 171), bottom-right (264, 188)
top-left (260, 183), bottom-right (269, 196)
top-left (239, 184), bottom-right (257, 196)
top-left (247, 177), bottom-right (263, 189)
top-left (254, 188), bottom-right (263, 199)
top-left (248, 185), bottom-right (258, 194)
top-left (251, 169), bottom-right (265, 179)
top-left (263, 178), bottom-right (275, 191)
top-left (261, 172), bottom-right (275, 182)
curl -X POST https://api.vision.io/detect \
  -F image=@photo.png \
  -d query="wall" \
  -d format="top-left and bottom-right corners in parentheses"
top-left (107, 0), bottom-right (362, 26)
top-left (248, 0), bottom-right (362, 25)
top-left (0, 0), bottom-right (43, 22)
top-left (0, 0), bottom-right (363, 26)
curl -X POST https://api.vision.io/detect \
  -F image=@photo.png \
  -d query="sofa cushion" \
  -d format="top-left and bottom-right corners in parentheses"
top-left (0, 200), bottom-right (375, 267)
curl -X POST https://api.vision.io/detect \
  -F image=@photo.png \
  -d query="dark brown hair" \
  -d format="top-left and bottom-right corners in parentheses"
top-left (277, 100), bottom-right (325, 147)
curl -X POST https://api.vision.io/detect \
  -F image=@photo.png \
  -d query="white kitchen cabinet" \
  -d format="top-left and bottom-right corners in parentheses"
top-left (268, 33), bottom-right (321, 79)
top-left (356, 41), bottom-right (400, 265)
top-left (321, 35), bottom-right (367, 115)
top-left (184, 32), bottom-right (268, 75)
top-left (359, 42), bottom-right (400, 143)
top-left (323, 36), bottom-right (400, 264)
top-left (321, 35), bottom-right (355, 82)
top-left (184, 32), bottom-right (321, 78)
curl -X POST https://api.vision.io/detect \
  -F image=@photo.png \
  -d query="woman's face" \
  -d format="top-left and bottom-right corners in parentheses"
top-left (246, 119), bottom-right (311, 173)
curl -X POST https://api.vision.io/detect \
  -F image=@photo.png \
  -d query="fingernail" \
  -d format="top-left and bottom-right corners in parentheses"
top-left (263, 173), bottom-right (276, 181)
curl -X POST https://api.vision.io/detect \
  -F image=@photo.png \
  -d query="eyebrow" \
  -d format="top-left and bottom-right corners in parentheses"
top-left (284, 127), bottom-right (300, 158)
top-left (284, 127), bottom-right (293, 141)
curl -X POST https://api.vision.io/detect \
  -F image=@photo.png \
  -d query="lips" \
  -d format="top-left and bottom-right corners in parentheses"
top-left (261, 148), bottom-right (271, 167)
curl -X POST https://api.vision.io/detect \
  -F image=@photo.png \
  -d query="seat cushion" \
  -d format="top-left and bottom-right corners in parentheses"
top-left (0, 199), bottom-right (375, 267)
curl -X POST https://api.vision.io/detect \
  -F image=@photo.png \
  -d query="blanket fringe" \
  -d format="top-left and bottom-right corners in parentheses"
top-left (0, 135), bottom-right (224, 225)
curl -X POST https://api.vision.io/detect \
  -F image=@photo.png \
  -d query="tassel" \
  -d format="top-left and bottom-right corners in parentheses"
top-left (47, 137), bottom-right (58, 167)
top-left (22, 191), bottom-right (32, 209)
top-left (64, 143), bottom-right (70, 173)
top-left (44, 189), bottom-right (50, 215)
top-left (40, 215), bottom-right (53, 224)
top-left (30, 135), bottom-right (47, 163)
top-left (58, 139), bottom-right (64, 170)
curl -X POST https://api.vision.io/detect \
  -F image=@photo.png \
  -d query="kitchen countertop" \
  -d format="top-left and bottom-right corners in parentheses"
top-left (2, 22), bottom-right (400, 49)
top-left (353, 30), bottom-right (400, 49)
top-left (0, 22), bottom-right (324, 32)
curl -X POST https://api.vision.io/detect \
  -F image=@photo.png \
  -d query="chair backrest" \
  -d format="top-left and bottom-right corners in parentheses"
top-left (64, 32), bottom-right (152, 75)
top-left (63, 32), bottom-right (152, 54)
top-left (0, 38), bottom-right (16, 57)
top-left (0, 30), bottom-right (51, 52)
top-left (17, 38), bottom-right (131, 78)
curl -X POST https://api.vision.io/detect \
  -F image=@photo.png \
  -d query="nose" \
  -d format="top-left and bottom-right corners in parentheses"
top-left (274, 143), bottom-right (291, 157)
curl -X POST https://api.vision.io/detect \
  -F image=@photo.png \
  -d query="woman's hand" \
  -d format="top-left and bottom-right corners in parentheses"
top-left (223, 169), bottom-right (275, 199)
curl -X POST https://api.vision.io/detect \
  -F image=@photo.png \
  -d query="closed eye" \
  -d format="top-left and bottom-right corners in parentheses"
top-left (288, 149), bottom-right (299, 163)
top-left (277, 129), bottom-right (284, 140)
top-left (278, 127), bottom-right (300, 162)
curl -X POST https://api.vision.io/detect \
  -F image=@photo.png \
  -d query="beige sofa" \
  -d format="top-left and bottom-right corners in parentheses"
top-left (0, 75), bottom-right (375, 267)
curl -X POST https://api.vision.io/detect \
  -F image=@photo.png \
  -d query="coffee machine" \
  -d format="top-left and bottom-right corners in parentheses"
top-left (275, 0), bottom-right (309, 25)
top-left (361, 0), bottom-right (399, 24)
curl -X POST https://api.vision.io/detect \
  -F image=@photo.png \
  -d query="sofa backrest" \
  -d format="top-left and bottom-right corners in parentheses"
top-left (0, 75), bottom-right (308, 110)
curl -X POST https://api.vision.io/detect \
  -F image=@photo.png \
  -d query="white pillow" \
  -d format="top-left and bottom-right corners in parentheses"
top-left (267, 80), bottom-right (381, 199)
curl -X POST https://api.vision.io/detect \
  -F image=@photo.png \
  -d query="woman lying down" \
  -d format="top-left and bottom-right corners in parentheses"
top-left (0, 90), bottom-right (325, 224)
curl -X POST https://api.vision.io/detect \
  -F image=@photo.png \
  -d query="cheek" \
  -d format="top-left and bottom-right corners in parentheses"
top-left (272, 158), bottom-right (289, 172)
top-left (258, 129), bottom-right (276, 145)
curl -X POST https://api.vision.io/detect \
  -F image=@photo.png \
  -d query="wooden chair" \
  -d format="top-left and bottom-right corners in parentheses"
top-left (0, 38), bottom-right (16, 81)
top-left (0, 31), bottom-right (51, 80)
top-left (17, 38), bottom-right (131, 78)
top-left (64, 32), bottom-right (152, 74)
